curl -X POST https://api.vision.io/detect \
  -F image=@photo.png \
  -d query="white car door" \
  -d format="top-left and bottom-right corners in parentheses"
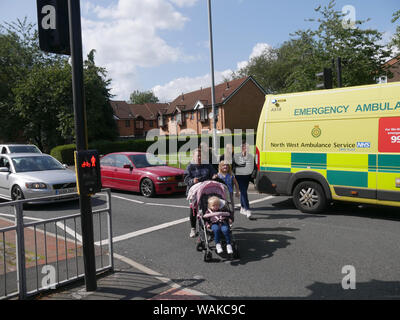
top-left (0, 156), bottom-right (12, 199)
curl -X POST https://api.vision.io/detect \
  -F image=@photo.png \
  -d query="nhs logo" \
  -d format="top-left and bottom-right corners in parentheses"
top-left (357, 142), bottom-right (371, 148)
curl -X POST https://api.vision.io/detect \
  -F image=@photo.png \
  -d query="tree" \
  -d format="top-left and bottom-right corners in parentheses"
top-left (129, 90), bottom-right (159, 104)
top-left (307, 1), bottom-right (391, 88)
top-left (0, 18), bottom-right (53, 142)
top-left (83, 50), bottom-right (118, 142)
top-left (12, 60), bottom-right (73, 152)
top-left (0, 18), bottom-right (118, 150)
top-left (390, 10), bottom-right (400, 52)
top-left (233, 0), bottom-right (392, 93)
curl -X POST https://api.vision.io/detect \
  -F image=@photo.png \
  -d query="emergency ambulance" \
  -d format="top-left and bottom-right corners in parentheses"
top-left (255, 82), bottom-right (400, 213)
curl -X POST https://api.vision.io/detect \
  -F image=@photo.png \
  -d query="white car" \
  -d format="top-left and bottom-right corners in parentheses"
top-left (0, 144), bottom-right (42, 154)
top-left (0, 153), bottom-right (78, 203)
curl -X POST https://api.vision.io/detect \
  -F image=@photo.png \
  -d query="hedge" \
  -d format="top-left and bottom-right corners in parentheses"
top-left (50, 132), bottom-right (256, 165)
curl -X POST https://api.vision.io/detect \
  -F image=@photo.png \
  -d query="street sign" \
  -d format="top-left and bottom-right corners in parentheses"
top-left (36, 0), bottom-right (70, 55)
top-left (74, 150), bottom-right (102, 195)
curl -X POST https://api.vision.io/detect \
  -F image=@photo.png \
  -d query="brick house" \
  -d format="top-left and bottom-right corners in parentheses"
top-left (378, 55), bottom-right (400, 83)
top-left (158, 76), bottom-right (266, 136)
top-left (110, 101), bottom-right (169, 137)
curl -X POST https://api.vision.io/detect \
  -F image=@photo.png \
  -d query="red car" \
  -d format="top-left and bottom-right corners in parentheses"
top-left (100, 152), bottom-right (186, 197)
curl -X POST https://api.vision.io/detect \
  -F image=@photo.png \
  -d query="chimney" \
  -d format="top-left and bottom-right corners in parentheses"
top-left (181, 93), bottom-right (184, 101)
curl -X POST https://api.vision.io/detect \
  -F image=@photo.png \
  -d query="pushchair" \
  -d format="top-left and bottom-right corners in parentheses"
top-left (187, 180), bottom-right (239, 262)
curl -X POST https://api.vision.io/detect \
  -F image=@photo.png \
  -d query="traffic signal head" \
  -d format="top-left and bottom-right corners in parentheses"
top-left (316, 68), bottom-right (333, 89)
top-left (74, 150), bottom-right (102, 195)
top-left (36, 0), bottom-right (70, 55)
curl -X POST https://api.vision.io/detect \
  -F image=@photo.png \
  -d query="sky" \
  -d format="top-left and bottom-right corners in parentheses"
top-left (0, 0), bottom-right (399, 102)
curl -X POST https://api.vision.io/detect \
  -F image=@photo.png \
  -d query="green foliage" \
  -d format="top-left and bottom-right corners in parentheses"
top-left (0, 18), bottom-right (118, 151)
top-left (50, 144), bottom-right (76, 164)
top-left (234, 1), bottom-right (393, 93)
top-left (129, 90), bottom-right (159, 104)
top-left (84, 50), bottom-right (118, 142)
top-left (390, 10), bottom-right (400, 53)
top-left (13, 60), bottom-right (73, 152)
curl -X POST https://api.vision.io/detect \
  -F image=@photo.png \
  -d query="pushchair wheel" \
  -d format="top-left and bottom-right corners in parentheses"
top-left (196, 241), bottom-right (205, 252)
top-left (204, 250), bottom-right (212, 262)
top-left (233, 243), bottom-right (240, 259)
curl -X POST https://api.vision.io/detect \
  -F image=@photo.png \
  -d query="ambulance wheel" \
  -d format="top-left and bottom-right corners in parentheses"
top-left (293, 181), bottom-right (326, 214)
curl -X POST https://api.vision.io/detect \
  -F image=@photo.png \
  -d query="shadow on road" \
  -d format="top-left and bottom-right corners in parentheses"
top-left (210, 279), bottom-right (400, 300)
top-left (228, 226), bottom-right (297, 266)
top-left (251, 197), bottom-right (400, 222)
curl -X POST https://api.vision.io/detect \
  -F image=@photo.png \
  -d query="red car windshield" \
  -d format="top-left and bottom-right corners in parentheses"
top-left (129, 154), bottom-right (166, 168)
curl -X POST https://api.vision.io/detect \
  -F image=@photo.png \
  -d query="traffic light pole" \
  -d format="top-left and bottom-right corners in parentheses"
top-left (336, 57), bottom-right (343, 88)
top-left (207, 0), bottom-right (218, 158)
top-left (68, 0), bottom-right (97, 292)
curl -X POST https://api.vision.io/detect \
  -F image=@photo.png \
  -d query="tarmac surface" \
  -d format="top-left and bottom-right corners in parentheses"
top-left (38, 186), bottom-right (261, 301)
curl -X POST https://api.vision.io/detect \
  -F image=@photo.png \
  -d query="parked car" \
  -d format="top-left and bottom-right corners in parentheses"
top-left (0, 144), bottom-right (42, 154)
top-left (0, 153), bottom-right (77, 203)
top-left (100, 152), bottom-right (186, 197)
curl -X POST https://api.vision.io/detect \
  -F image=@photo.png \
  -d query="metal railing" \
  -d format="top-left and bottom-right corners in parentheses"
top-left (0, 189), bottom-right (113, 300)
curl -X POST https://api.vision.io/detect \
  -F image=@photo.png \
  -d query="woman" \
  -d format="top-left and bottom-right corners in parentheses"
top-left (184, 148), bottom-right (217, 237)
top-left (234, 141), bottom-right (254, 219)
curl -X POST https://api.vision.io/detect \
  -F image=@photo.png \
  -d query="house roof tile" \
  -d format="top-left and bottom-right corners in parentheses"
top-left (166, 76), bottom-right (256, 114)
top-left (110, 101), bottom-right (169, 120)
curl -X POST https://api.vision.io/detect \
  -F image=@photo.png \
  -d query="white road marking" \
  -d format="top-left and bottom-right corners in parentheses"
top-left (1, 192), bottom-right (275, 299)
top-left (234, 195), bottom-right (275, 208)
top-left (0, 213), bottom-right (15, 219)
top-left (95, 217), bottom-right (189, 245)
top-left (56, 221), bottom-right (82, 243)
top-left (145, 202), bottom-right (189, 209)
top-left (0, 213), bottom-right (81, 244)
top-left (111, 195), bottom-right (144, 204)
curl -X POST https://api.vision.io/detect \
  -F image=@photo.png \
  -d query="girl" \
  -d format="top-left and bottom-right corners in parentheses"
top-left (203, 196), bottom-right (233, 254)
top-left (218, 160), bottom-right (240, 204)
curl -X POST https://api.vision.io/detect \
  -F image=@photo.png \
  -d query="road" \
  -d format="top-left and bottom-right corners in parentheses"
top-left (2, 187), bottom-right (400, 299)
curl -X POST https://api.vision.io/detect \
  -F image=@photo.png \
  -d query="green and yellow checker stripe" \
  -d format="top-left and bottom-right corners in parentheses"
top-left (260, 152), bottom-right (400, 193)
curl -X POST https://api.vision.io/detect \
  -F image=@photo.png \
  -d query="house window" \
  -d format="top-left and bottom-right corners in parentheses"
top-left (158, 116), bottom-right (164, 127)
top-left (199, 109), bottom-right (208, 122)
top-left (149, 121), bottom-right (153, 127)
top-left (125, 120), bottom-right (130, 127)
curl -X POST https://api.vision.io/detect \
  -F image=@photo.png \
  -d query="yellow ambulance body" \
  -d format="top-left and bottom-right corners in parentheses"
top-left (255, 82), bottom-right (400, 213)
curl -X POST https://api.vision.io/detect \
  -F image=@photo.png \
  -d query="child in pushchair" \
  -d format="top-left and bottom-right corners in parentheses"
top-left (187, 180), bottom-right (239, 261)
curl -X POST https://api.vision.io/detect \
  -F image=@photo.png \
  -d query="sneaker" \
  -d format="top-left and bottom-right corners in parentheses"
top-left (245, 210), bottom-right (252, 218)
top-left (216, 243), bottom-right (223, 254)
top-left (240, 208), bottom-right (246, 215)
top-left (226, 244), bottom-right (233, 255)
top-left (189, 228), bottom-right (196, 238)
